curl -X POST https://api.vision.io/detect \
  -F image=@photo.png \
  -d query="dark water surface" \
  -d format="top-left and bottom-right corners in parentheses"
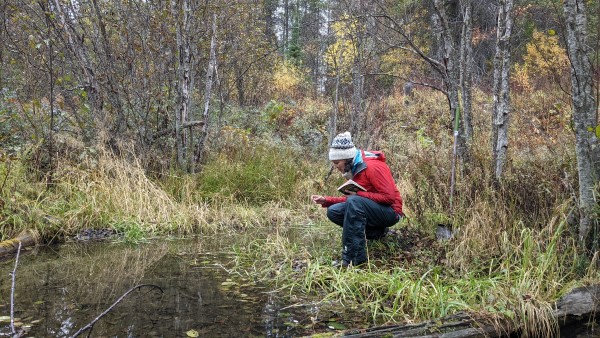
top-left (0, 237), bottom-right (310, 337)
top-left (2, 236), bottom-right (598, 338)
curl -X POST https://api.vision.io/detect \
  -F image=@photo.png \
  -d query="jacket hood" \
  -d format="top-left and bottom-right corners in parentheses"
top-left (350, 150), bottom-right (386, 178)
top-left (364, 150), bottom-right (386, 162)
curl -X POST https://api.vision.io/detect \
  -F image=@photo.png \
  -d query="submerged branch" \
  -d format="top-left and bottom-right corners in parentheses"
top-left (70, 284), bottom-right (164, 338)
top-left (10, 242), bottom-right (22, 337)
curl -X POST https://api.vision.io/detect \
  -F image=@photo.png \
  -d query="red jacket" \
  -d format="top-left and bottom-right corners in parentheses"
top-left (323, 150), bottom-right (403, 215)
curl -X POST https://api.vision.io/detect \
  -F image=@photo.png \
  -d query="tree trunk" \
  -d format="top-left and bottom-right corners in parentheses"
top-left (348, 0), bottom-right (371, 145)
top-left (283, 0), bottom-right (289, 54)
top-left (329, 75), bottom-right (340, 144)
top-left (433, 0), bottom-right (461, 151)
top-left (46, 7), bottom-right (55, 187)
top-left (91, 0), bottom-right (126, 139)
top-left (172, 0), bottom-right (196, 172)
top-left (0, 232), bottom-right (37, 258)
top-left (491, 0), bottom-right (514, 182)
top-left (50, 0), bottom-right (103, 132)
top-left (563, 0), bottom-right (600, 247)
top-left (350, 59), bottom-right (365, 139)
top-left (459, 0), bottom-right (473, 165)
top-left (194, 14), bottom-right (218, 170)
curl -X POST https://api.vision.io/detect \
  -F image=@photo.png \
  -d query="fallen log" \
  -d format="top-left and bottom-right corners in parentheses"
top-left (554, 284), bottom-right (600, 318)
top-left (0, 231), bottom-right (37, 258)
top-left (334, 284), bottom-right (600, 338)
top-left (339, 312), bottom-right (513, 338)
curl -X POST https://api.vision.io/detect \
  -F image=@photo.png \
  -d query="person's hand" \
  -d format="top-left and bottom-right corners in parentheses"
top-left (311, 195), bottom-right (326, 206)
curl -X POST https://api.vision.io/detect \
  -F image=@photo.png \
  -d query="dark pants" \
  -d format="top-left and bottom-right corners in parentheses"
top-left (327, 195), bottom-right (399, 265)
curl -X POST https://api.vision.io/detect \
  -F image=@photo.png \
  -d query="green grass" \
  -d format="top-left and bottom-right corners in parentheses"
top-left (0, 89), bottom-right (598, 335)
top-left (227, 213), bottom-right (587, 337)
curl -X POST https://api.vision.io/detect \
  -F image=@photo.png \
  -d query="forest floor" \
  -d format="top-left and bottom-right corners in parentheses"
top-left (366, 225), bottom-right (447, 270)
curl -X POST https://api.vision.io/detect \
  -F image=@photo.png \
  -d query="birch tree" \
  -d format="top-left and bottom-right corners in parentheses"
top-left (371, 0), bottom-right (475, 164)
top-left (433, 0), bottom-right (476, 165)
top-left (563, 0), bottom-right (600, 247)
top-left (194, 15), bottom-right (218, 170)
top-left (172, 0), bottom-right (197, 171)
top-left (491, 0), bottom-right (514, 182)
top-left (459, 0), bottom-right (474, 157)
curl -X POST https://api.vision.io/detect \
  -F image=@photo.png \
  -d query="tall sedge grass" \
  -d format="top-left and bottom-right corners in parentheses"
top-left (53, 147), bottom-right (212, 237)
top-left (232, 208), bottom-right (586, 337)
top-left (226, 89), bottom-right (597, 336)
top-left (1, 85), bottom-right (598, 336)
top-left (0, 145), bottom-right (212, 240)
top-left (196, 138), bottom-right (321, 206)
top-left (1, 136), bottom-right (324, 241)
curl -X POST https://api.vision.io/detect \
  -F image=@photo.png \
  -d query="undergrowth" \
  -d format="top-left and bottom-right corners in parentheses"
top-left (0, 88), bottom-right (597, 336)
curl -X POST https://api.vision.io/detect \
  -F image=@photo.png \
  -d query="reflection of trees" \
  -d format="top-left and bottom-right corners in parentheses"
top-left (0, 241), bottom-right (169, 336)
top-left (0, 237), bottom-right (278, 337)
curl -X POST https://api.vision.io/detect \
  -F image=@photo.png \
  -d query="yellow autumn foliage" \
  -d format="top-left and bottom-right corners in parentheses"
top-left (513, 30), bottom-right (569, 92)
top-left (324, 15), bottom-right (359, 79)
top-left (272, 60), bottom-right (305, 99)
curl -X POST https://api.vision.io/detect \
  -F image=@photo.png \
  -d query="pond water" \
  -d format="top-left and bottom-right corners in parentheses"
top-left (561, 318), bottom-right (600, 338)
top-left (2, 236), bottom-right (599, 338)
top-left (0, 237), bottom-right (318, 337)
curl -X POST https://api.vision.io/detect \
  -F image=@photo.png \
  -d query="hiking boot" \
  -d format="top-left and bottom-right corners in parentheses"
top-left (332, 260), bottom-right (366, 268)
top-left (332, 260), bottom-right (350, 268)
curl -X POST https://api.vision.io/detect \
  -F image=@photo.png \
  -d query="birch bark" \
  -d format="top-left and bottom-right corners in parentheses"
top-left (194, 15), bottom-right (218, 170)
top-left (172, 0), bottom-right (195, 171)
top-left (433, 0), bottom-right (461, 149)
top-left (459, 0), bottom-right (473, 160)
top-left (51, 0), bottom-right (103, 128)
top-left (491, 0), bottom-right (514, 182)
top-left (563, 0), bottom-right (600, 245)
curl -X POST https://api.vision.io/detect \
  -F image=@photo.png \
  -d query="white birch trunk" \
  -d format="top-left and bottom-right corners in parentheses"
top-left (433, 0), bottom-right (460, 135)
top-left (459, 0), bottom-right (473, 150)
top-left (330, 75), bottom-right (340, 144)
top-left (563, 0), bottom-right (600, 244)
top-left (194, 14), bottom-right (218, 170)
top-left (172, 0), bottom-right (195, 171)
top-left (491, 0), bottom-right (514, 182)
top-left (91, 0), bottom-right (125, 137)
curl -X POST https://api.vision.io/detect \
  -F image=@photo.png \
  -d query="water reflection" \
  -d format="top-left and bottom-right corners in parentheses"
top-left (0, 237), bottom-right (304, 337)
top-left (561, 316), bottom-right (600, 338)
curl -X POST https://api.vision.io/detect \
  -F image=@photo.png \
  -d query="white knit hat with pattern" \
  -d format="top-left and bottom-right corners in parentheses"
top-left (329, 131), bottom-right (357, 160)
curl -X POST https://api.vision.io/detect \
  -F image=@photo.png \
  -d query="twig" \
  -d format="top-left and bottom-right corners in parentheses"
top-left (10, 242), bottom-right (22, 336)
top-left (0, 158), bottom-right (12, 196)
top-left (278, 301), bottom-right (323, 311)
top-left (70, 284), bottom-right (163, 338)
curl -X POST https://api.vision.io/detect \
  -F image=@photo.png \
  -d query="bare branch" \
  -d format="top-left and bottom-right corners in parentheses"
top-left (70, 284), bottom-right (164, 338)
top-left (370, 13), bottom-right (446, 76)
top-left (151, 121), bottom-right (205, 142)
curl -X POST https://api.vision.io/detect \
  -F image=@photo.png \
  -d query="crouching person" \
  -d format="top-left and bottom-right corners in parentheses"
top-left (311, 131), bottom-right (404, 267)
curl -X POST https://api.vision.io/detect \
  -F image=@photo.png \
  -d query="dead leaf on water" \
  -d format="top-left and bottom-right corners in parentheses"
top-left (186, 329), bottom-right (199, 337)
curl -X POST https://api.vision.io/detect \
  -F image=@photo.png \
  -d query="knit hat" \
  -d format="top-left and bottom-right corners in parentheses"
top-left (329, 131), bottom-right (357, 160)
